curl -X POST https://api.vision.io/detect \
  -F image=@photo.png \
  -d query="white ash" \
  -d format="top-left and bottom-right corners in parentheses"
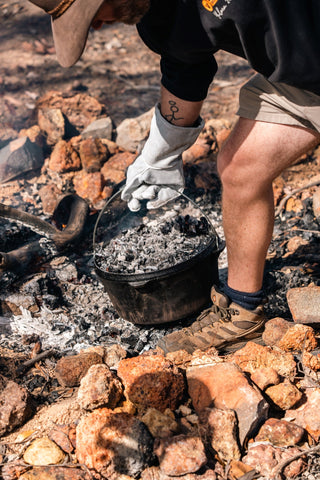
top-left (95, 214), bottom-right (215, 275)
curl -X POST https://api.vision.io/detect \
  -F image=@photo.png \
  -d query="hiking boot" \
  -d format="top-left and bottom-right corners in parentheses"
top-left (157, 285), bottom-right (266, 354)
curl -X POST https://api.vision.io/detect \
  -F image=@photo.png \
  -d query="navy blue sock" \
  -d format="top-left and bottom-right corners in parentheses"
top-left (222, 283), bottom-right (264, 311)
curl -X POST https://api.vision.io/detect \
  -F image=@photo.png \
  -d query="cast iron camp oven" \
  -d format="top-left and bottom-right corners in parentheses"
top-left (93, 188), bottom-right (224, 325)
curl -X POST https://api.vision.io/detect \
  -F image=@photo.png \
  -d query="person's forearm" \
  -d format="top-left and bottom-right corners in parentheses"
top-left (160, 86), bottom-right (203, 127)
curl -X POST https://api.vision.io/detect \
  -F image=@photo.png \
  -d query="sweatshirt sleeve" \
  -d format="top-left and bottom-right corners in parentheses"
top-left (160, 54), bottom-right (217, 102)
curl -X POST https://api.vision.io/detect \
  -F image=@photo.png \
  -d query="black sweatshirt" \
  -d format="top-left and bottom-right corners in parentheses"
top-left (137, 0), bottom-right (320, 101)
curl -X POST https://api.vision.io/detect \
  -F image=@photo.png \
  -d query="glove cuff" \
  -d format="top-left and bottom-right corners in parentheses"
top-left (142, 104), bottom-right (204, 168)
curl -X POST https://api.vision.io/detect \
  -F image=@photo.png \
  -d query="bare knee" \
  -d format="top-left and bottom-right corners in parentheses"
top-left (217, 147), bottom-right (271, 200)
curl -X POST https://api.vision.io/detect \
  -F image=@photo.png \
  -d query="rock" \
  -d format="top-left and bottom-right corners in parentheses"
top-left (141, 466), bottom-right (217, 480)
top-left (23, 437), bottom-right (65, 465)
top-left (79, 137), bottom-right (109, 172)
top-left (106, 151), bottom-right (136, 171)
top-left (82, 116), bottom-right (113, 140)
top-left (262, 317), bottom-right (291, 346)
top-left (38, 183), bottom-right (62, 215)
top-left (302, 350), bottom-right (320, 371)
top-left (18, 466), bottom-right (90, 479)
top-left (0, 379), bottom-right (33, 437)
top-left (116, 107), bottom-right (154, 152)
top-left (229, 341), bottom-right (297, 377)
top-left (199, 407), bottom-right (241, 463)
top-left (255, 418), bottom-right (305, 446)
top-left (285, 388), bottom-right (320, 440)
top-left (287, 286), bottom-right (320, 324)
top-left (0, 136), bottom-right (44, 183)
top-left (104, 344), bottom-right (127, 370)
top-left (19, 125), bottom-right (45, 148)
top-left (165, 349), bottom-right (193, 369)
top-left (1, 461), bottom-right (31, 480)
top-left (38, 108), bottom-right (65, 145)
top-left (48, 424), bottom-right (76, 454)
top-left (141, 408), bottom-right (179, 438)
top-left (277, 323), bottom-right (318, 352)
top-left (49, 139), bottom-right (81, 173)
top-left (286, 235), bottom-right (309, 254)
top-left (187, 361), bottom-right (269, 445)
top-left (242, 443), bottom-right (305, 479)
top-left (250, 367), bottom-right (281, 390)
top-left (77, 363), bottom-right (123, 410)
top-left (0, 126), bottom-right (18, 149)
top-left (182, 139), bottom-right (211, 164)
top-left (73, 170), bottom-right (109, 205)
top-left (313, 187), bottom-right (320, 220)
top-left (76, 408), bottom-right (154, 479)
top-left (36, 91), bottom-right (104, 131)
top-left (117, 352), bottom-right (185, 412)
top-left (265, 380), bottom-right (302, 410)
top-left (101, 151), bottom-right (136, 184)
top-left (154, 434), bottom-right (207, 476)
top-left (228, 460), bottom-right (255, 479)
top-left (55, 352), bottom-right (103, 387)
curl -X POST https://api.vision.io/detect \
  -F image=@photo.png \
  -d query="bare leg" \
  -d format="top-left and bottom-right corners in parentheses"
top-left (217, 118), bottom-right (320, 293)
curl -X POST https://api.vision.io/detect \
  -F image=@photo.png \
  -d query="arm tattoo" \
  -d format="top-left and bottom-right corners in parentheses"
top-left (164, 100), bottom-right (184, 123)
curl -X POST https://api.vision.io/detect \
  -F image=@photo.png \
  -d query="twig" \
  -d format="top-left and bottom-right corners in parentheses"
top-left (16, 349), bottom-right (56, 375)
top-left (275, 178), bottom-right (320, 217)
top-left (272, 444), bottom-right (320, 479)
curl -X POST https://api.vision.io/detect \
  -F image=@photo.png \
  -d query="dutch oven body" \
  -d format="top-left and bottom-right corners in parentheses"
top-left (93, 189), bottom-right (224, 325)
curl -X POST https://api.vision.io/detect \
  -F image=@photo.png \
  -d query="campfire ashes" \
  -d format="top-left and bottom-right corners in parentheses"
top-left (95, 212), bottom-right (213, 275)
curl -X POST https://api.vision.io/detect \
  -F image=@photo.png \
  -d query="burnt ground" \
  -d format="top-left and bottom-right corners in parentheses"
top-left (0, 1), bottom-right (319, 354)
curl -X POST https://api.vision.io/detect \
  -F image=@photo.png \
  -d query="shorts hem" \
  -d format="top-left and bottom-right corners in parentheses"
top-left (236, 107), bottom-right (313, 130)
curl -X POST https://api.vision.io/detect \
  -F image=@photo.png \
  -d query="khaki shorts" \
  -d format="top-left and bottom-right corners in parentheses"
top-left (237, 74), bottom-right (320, 133)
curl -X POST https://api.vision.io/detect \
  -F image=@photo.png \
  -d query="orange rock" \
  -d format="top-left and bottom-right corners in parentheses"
top-left (228, 460), bottom-right (255, 480)
top-left (117, 352), bottom-right (185, 412)
top-left (73, 170), bottom-right (105, 204)
top-left (79, 137), bottom-right (109, 172)
top-left (101, 151), bottom-right (136, 185)
top-left (262, 317), bottom-right (291, 347)
top-left (49, 140), bottom-right (81, 173)
top-left (277, 324), bottom-right (318, 352)
top-left (265, 380), bottom-right (302, 410)
top-left (228, 341), bottom-right (296, 377)
top-left (250, 367), bottom-right (281, 391)
top-left (302, 350), bottom-right (320, 371)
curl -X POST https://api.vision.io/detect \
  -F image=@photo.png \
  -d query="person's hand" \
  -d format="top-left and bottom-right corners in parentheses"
top-left (121, 104), bottom-right (204, 211)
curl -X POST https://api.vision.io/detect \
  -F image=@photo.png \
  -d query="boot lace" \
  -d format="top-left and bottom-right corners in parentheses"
top-left (185, 304), bottom-right (239, 335)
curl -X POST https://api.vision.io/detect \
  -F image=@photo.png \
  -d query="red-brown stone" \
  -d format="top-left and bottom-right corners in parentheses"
top-left (117, 352), bottom-right (185, 412)
top-left (55, 352), bottom-right (103, 387)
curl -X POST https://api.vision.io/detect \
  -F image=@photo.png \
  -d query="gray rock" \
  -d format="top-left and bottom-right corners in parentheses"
top-left (115, 107), bottom-right (154, 153)
top-left (0, 136), bottom-right (44, 183)
top-left (82, 116), bottom-right (113, 140)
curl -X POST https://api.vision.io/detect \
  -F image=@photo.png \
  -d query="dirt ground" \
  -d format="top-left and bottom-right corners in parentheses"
top-left (0, 0), bottom-right (253, 134)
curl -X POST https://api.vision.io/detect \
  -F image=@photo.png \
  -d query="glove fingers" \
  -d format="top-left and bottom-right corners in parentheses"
top-left (128, 198), bottom-right (141, 212)
top-left (147, 187), bottom-right (182, 210)
top-left (132, 184), bottom-right (159, 200)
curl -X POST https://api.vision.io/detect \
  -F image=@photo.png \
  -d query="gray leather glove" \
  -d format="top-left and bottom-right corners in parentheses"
top-left (121, 104), bottom-right (204, 211)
